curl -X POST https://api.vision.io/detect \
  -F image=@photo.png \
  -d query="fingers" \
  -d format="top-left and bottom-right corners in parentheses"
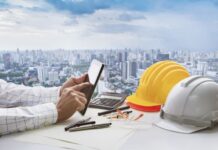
top-left (75, 98), bottom-right (85, 111)
top-left (70, 93), bottom-right (87, 111)
top-left (60, 73), bottom-right (89, 97)
top-left (72, 82), bottom-right (92, 91)
top-left (56, 89), bottom-right (88, 122)
top-left (73, 91), bottom-right (86, 98)
top-left (74, 73), bottom-right (88, 84)
top-left (63, 83), bottom-right (90, 97)
top-left (71, 91), bottom-right (87, 104)
top-left (68, 73), bottom-right (87, 86)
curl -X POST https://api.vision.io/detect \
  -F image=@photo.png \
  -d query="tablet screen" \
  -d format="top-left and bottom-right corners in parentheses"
top-left (80, 59), bottom-right (104, 115)
top-left (88, 60), bottom-right (102, 85)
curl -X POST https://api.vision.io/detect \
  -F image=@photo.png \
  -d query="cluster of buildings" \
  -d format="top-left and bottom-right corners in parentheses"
top-left (0, 49), bottom-right (217, 94)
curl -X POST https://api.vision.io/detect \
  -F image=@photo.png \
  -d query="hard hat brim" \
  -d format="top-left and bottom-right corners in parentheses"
top-left (126, 94), bottom-right (161, 112)
top-left (155, 119), bottom-right (208, 134)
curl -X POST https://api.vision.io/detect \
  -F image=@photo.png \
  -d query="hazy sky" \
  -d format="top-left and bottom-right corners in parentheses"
top-left (0, 0), bottom-right (218, 51)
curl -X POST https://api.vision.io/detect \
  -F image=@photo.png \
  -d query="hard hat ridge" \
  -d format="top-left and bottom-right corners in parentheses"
top-left (127, 60), bottom-right (190, 112)
top-left (156, 76), bottom-right (218, 133)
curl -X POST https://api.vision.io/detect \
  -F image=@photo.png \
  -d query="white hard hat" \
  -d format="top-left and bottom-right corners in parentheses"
top-left (155, 75), bottom-right (218, 133)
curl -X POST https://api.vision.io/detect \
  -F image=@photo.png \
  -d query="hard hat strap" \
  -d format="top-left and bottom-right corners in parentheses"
top-left (210, 118), bottom-right (218, 128)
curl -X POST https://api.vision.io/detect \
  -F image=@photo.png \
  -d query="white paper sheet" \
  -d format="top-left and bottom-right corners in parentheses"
top-left (14, 110), bottom-right (154, 150)
top-left (15, 132), bottom-right (93, 150)
top-left (120, 125), bottom-right (218, 150)
top-left (37, 119), bottom-right (134, 150)
top-left (14, 112), bottom-right (135, 150)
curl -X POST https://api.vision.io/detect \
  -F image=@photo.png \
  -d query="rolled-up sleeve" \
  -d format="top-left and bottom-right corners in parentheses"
top-left (0, 103), bottom-right (57, 136)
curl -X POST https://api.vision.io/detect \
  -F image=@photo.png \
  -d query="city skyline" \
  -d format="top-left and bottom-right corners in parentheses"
top-left (0, 0), bottom-right (218, 50)
top-left (0, 49), bottom-right (218, 95)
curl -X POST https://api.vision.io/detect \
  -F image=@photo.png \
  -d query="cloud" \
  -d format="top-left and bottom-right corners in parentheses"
top-left (0, 0), bottom-right (51, 13)
top-left (46, 0), bottom-right (106, 15)
top-left (0, 1), bottom-right (7, 7)
top-left (45, 0), bottom-right (154, 15)
top-left (45, 0), bottom-right (218, 15)
top-left (118, 13), bottom-right (146, 22)
top-left (0, 0), bottom-right (218, 51)
top-left (2, 0), bottom-right (218, 15)
top-left (94, 23), bottom-right (140, 34)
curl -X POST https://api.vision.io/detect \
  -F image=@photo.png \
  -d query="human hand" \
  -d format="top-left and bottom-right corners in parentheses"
top-left (59, 74), bottom-right (88, 96)
top-left (56, 82), bottom-right (91, 123)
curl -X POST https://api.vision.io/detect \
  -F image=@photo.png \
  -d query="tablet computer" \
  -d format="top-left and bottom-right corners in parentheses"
top-left (80, 59), bottom-right (104, 115)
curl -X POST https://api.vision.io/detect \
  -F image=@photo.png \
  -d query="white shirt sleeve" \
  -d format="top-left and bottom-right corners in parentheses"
top-left (0, 79), bottom-right (60, 136)
top-left (0, 103), bottom-right (58, 136)
top-left (0, 79), bottom-right (60, 108)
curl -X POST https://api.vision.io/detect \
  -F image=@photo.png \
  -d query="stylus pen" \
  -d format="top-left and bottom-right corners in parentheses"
top-left (123, 110), bottom-right (133, 114)
top-left (68, 123), bottom-right (112, 132)
top-left (98, 106), bottom-right (130, 116)
top-left (65, 117), bottom-right (91, 131)
top-left (74, 121), bottom-right (96, 127)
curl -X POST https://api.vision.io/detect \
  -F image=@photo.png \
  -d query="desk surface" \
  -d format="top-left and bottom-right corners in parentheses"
top-left (0, 138), bottom-right (66, 150)
top-left (1, 108), bottom-right (218, 150)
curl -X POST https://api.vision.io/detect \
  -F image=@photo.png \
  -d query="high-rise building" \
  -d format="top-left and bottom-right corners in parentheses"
top-left (128, 61), bottom-right (138, 78)
top-left (197, 61), bottom-right (208, 76)
top-left (107, 55), bottom-right (116, 66)
top-left (0, 63), bottom-right (4, 70)
top-left (121, 62), bottom-right (128, 80)
top-left (122, 51), bottom-right (128, 62)
top-left (144, 53), bottom-right (151, 61)
top-left (3, 53), bottom-right (12, 69)
top-left (157, 53), bottom-right (170, 61)
top-left (98, 53), bottom-right (103, 63)
top-left (48, 71), bottom-right (59, 83)
top-left (37, 66), bottom-right (49, 83)
top-left (118, 52), bottom-right (122, 62)
top-left (91, 54), bottom-right (96, 61)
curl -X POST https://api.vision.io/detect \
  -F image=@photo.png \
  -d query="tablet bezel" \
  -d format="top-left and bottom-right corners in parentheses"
top-left (80, 59), bottom-right (104, 115)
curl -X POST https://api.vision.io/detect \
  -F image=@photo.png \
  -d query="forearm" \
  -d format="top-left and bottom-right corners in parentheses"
top-left (0, 80), bottom-right (60, 107)
top-left (0, 103), bottom-right (57, 136)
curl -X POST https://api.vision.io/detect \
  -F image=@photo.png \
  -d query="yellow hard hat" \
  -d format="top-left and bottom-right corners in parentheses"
top-left (126, 60), bottom-right (190, 112)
